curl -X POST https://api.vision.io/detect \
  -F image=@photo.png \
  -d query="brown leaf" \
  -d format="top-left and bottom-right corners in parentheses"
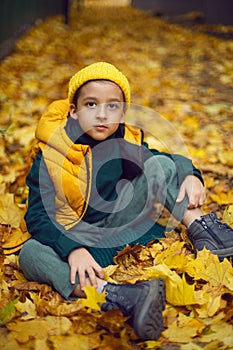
top-left (98, 309), bottom-right (128, 334)
top-left (13, 281), bottom-right (53, 295)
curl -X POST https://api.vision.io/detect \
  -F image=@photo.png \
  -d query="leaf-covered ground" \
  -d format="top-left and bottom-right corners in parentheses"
top-left (0, 2), bottom-right (233, 349)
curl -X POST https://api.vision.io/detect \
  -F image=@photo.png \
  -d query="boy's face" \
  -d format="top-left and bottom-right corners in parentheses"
top-left (70, 80), bottom-right (125, 141)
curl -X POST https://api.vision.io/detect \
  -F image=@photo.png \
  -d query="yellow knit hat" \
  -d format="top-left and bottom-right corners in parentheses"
top-left (68, 62), bottom-right (130, 104)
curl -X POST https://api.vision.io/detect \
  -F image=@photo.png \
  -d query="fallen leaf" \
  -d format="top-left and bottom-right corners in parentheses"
top-left (165, 274), bottom-right (197, 306)
top-left (222, 205), bottom-right (233, 227)
top-left (162, 320), bottom-right (199, 343)
top-left (6, 319), bottom-right (54, 343)
top-left (210, 190), bottom-right (233, 205)
top-left (29, 292), bottom-right (83, 317)
top-left (15, 298), bottom-right (37, 320)
top-left (49, 334), bottom-right (89, 350)
top-left (0, 194), bottom-right (22, 227)
top-left (81, 286), bottom-right (106, 311)
top-left (200, 322), bottom-right (233, 344)
top-left (0, 298), bottom-right (19, 326)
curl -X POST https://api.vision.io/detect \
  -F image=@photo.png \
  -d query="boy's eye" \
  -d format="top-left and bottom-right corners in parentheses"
top-left (87, 101), bottom-right (96, 108)
top-left (85, 102), bottom-right (120, 110)
top-left (108, 103), bottom-right (119, 110)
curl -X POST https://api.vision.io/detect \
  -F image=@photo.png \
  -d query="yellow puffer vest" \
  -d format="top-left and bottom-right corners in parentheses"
top-left (35, 99), bottom-right (143, 229)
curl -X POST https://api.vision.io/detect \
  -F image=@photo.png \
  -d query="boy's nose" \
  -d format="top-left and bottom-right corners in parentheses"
top-left (96, 104), bottom-right (107, 120)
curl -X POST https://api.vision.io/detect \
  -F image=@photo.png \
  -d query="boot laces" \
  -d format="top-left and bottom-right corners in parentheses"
top-left (210, 213), bottom-right (232, 232)
top-left (105, 289), bottom-right (132, 315)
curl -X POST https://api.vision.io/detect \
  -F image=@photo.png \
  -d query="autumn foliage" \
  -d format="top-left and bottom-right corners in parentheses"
top-left (0, 2), bottom-right (233, 349)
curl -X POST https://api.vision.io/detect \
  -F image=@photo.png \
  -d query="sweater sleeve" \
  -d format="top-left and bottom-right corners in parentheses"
top-left (142, 142), bottom-right (204, 186)
top-left (25, 152), bottom-right (83, 261)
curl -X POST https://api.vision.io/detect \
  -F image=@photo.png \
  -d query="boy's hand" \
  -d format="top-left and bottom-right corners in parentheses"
top-left (68, 247), bottom-right (104, 291)
top-left (176, 175), bottom-right (206, 209)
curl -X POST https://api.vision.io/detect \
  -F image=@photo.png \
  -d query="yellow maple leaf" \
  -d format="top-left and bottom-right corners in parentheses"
top-left (81, 286), bottom-right (106, 311)
top-left (223, 205), bottom-right (233, 227)
top-left (205, 258), bottom-right (233, 290)
top-left (162, 319), bottom-right (199, 343)
top-left (178, 313), bottom-right (206, 333)
top-left (145, 263), bottom-right (180, 284)
top-left (165, 274), bottom-right (197, 306)
top-left (156, 239), bottom-right (186, 255)
top-left (104, 264), bottom-right (119, 282)
top-left (147, 242), bottom-right (164, 258)
top-left (187, 249), bottom-right (233, 290)
top-left (210, 190), bottom-right (233, 205)
top-left (184, 249), bottom-right (210, 278)
top-left (161, 253), bottom-right (191, 274)
top-left (195, 293), bottom-right (221, 318)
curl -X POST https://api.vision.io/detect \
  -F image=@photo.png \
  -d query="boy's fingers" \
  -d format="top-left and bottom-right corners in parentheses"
top-left (200, 191), bottom-right (206, 206)
top-left (77, 269), bottom-right (86, 291)
top-left (70, 265), bottom-right (77, 285)
top-left (98, 269), bottom-right (105, 279)
top-left (176, 186), bottom-right (185, 203)
top-left (188, 193), bottom-right (198, 208)
top-left (87, 267), bottom-right (98, 288)
top-left (94, 264), bottom-right (104, 279)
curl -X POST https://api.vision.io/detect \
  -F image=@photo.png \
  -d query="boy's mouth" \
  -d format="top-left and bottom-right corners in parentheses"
top-left (95, 124), bottom-right (108, 130)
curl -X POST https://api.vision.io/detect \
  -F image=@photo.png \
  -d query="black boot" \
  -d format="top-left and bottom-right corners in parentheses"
top-left (101, 279), bottom-right (165, 340)
top-left (187, 212), bottom-right (233, 259)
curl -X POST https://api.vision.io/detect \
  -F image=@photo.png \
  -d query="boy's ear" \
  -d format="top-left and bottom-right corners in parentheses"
top-left (69, 103), bottom-right (78, 120)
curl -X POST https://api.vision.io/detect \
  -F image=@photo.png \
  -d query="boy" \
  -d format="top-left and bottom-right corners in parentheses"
top-left (19, 62), bottom-right (233, 340)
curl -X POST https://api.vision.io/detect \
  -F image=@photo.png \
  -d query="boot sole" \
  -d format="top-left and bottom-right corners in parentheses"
top-left (207, 246), bottom-right (233, 260)
top-left (193, 244), bottom-right (233, 260)
top-left (132, 279), bottom-right (165, 340)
